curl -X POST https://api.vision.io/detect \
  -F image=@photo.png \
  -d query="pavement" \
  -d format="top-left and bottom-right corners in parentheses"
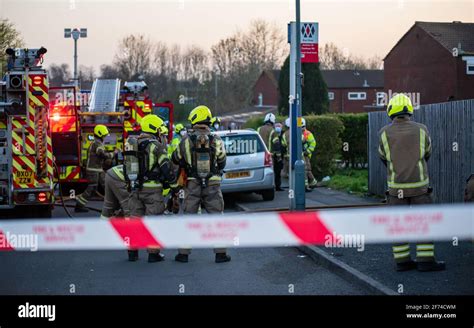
top-left (233, 184), bottom-right (474, 295)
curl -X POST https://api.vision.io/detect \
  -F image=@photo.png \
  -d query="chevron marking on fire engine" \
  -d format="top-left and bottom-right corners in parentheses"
top-left (0, 205), bottom-right (472, 251)
top-left (11, 119), bottom-right (35, 154)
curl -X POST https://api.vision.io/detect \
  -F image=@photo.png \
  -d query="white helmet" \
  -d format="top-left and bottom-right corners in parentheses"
top-left (285, 117), bottom-right (291, 128)
top-left (301, 117), bottom-right (306, 128)
top-left (264, 113), bottom-right (276, 124)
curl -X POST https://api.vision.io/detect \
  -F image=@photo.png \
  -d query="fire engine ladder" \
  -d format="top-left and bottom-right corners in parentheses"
top-left (88, 79), bottom-right (121, 114)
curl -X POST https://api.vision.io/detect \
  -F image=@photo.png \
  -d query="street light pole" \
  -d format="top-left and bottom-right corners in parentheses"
top-left (74, 37), bottom-right (78, 83)
top-left (64, 28), bottom-right (87, 87)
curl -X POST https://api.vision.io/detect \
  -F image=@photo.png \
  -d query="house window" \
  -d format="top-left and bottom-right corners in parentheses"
top-left (376, 92), bottom-right (386, 106)
top-left (348, 92), bottom-right (366, 100)
top-left (467, 62), bottom-right (474, 75)
top-left (328, 92), bottom-right (334, 100)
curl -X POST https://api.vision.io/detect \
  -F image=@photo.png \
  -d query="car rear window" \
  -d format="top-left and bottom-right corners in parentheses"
top-left (221, 134), bottom-right (265, 156)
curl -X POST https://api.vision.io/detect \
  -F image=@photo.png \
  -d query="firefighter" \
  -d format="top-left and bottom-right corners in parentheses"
top-left (378, 93), bottom-right (445, 272)
top-left (168, 123), bottom-right (186, 157)
top-left (75, 124), bottom-right (116, 212)
top-left (302, 118), bottom-right (317, 191)
top-left (100, 164), bottom-right (130, 220)
top-left (273, 123), bottom-right (284, 191)
top-left (464, 174), bottom-right (474, 202)
top-left (126, 114), bottom-right (178, 262)
top-left (210, 116), bottom-right (221, 132)
top-left (281, 118), bottom-right (291, 179)
top-left (258, 113), bottom-right (278, 152)
top-left (160, 125), bottom-right (169, 145)
top-left (171, 105), bottom-right (230, 263)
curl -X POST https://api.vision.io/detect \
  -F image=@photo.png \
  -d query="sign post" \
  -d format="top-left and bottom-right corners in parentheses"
top-left (288, 16), bottom-right (319, 211)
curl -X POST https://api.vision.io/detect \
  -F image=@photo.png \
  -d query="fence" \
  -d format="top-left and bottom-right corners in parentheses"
top-left (368, 99), bottom-right (474, 203)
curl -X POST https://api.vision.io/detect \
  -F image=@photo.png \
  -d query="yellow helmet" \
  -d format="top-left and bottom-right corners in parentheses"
top-left (94, 124), bottom-right (109, 138)
top-left (188, 105), bottom-right (212, 125)
top-left (387, 94), bottom-right (413, 118)
top-left (160, 125), bottom-right (169, 135)
top-left (140, 114), bottom-right (164, 134)
top-left (175, 123), bottom-right (185, 133)
top-left (210, 117), bottom-right (221, 125)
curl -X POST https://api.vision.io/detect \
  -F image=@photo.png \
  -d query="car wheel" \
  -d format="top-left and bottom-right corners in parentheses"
top-left (261, 189), bottom-right (275, 201)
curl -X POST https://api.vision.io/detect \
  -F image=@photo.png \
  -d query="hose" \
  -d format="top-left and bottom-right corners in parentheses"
top-left (52, 161), bottom-right (74, 218)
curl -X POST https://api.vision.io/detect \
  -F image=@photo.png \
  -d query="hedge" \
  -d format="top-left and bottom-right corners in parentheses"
top-left (306, 115), bottom-right (344, 179)
top-left (243, 114), bottom-right (343, 179)
top-left (337, 113), bottom-right (368, 168)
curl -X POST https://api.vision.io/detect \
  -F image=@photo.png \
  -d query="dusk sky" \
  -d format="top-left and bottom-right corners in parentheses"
top-left (2, 0), bottom-right (473, 72)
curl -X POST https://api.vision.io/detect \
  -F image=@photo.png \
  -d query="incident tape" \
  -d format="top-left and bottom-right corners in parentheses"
top-left (0, 204), bottom-right (473, 251)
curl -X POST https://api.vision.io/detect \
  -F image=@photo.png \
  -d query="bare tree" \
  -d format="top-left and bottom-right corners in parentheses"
top-left (319, 42), bottom-right (382, 70)
top-left (182, 45), bottom-right (209, 82)
top-left (48, 63), bottom-right (71, 86)
top-left (113, 34), bottom-right (152, 80)
top-left (0, 19), bottom-right (24, 73)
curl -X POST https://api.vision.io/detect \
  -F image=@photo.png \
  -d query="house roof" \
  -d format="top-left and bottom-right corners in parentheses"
top-left (261, 69), bottom-right (384, 89)
top-left (385, 21), bottom-right (474, 60)
top-left (321, 70), bottom-right (384, 88)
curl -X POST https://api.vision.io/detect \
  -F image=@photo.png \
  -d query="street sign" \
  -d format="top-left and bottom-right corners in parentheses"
top-left (300, 22), bottom-right (319, 63)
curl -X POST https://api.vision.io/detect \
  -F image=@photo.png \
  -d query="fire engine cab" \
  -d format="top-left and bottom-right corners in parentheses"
top-left (0, 47), bottom-right (55, 217)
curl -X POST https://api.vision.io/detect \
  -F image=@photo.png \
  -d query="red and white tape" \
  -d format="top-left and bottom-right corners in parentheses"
top-left (0, 204), bottom-right (473, 251)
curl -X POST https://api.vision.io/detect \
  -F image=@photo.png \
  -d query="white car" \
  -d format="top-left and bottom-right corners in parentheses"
top-left (216, 129), bottom-right (275, 201)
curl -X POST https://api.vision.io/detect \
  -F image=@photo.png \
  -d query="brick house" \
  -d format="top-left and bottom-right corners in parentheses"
top-left (322, 70), bottom-right (384, 113)
top-left (252, 69), bottom-right (384, 113)
top-left (252, 70), bottom-right (281, 109)
top-left (384, 21), bottom-right (474, 105)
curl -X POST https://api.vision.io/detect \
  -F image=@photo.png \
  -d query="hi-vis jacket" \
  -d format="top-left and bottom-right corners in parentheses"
top-left (258, 123), bottom-right (279, 155)
top-left (86, 139), bottom-right (114, 173)
top-left (171, 125), bottom-right (226, 185)
top-left (303, 129), bottom-right (316, 158)
top-left (137, 133), bottom-right (175, 188)
top-left (378, 116), bottom-right (432, 197)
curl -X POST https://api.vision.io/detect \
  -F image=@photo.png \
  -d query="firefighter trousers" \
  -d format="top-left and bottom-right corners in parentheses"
top-left (76, 171), bottom-right (102, 207)
top-left (282, 157), bottom-right (289, 179)
top-left (388, 193), bottom-right (435, 263)
top-left (179, 179), bottom-right (226, 255)
top-left (100, 173), bottom-right (130, 219)
top-left (129, 187), bottom-right (166, 254)
top-left (274, 158), bottom-right (283, 189)
top-left (304, 156), bottom-right (317, 187)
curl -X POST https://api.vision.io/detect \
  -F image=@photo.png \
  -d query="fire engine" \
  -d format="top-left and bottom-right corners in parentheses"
top-left (0, 47), bottom-right (55, 217)
top-left (49, 79), bottom-right (174, 187)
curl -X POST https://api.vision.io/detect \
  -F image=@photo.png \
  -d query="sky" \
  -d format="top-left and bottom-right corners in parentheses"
top-left (2, 0), bottom-right (473, 73)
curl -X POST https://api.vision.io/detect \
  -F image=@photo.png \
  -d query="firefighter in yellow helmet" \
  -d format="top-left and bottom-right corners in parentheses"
top-left (302, 118), bottom-right (317, 191)
top-left (125, 114), bottom-right (178, 262)
top-left (378, 93), bottom-right (444, 272)
top-left (168, 123), bottom-right (186, 157)
top-left (75, 124), bottom-right (116, 212)
top-left (171, 105), bottom-right (230, 263)
top-left (210, 116), bottom-right (221, 132)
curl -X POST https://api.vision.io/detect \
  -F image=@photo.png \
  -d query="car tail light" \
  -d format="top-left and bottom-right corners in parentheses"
top-left (264, 151), bottom-right (273, 167)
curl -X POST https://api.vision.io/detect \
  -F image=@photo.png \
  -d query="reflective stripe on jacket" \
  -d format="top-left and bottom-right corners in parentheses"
top-left (378, 116), bottom-right (431, 197)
